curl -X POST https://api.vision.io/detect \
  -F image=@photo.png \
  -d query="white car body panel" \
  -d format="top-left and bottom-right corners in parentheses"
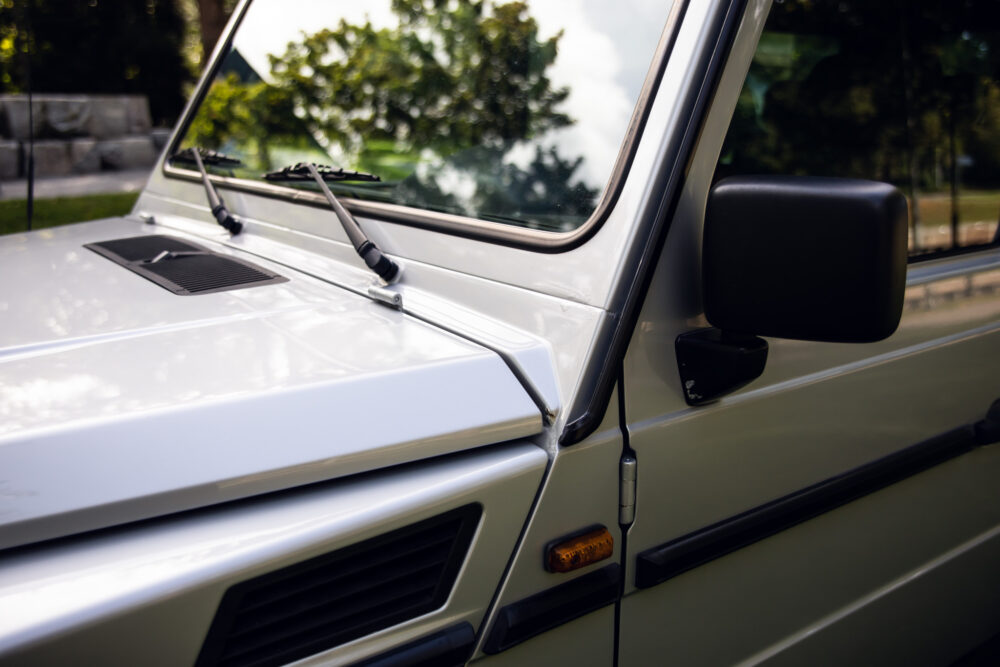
top-left (0, 443), bottom-right (547, 665)
top-left (617, 1), bottom-right (1000, 664)
top-left (0, 220), bottom-right (542, 550)
top-left (129, 208), bottom-right (597, 434)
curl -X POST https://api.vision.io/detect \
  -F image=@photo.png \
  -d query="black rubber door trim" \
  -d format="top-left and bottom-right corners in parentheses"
top-left (636, 401), bottom-right (1000, 589)
top-left (482, 563), bottom-right (621, 654)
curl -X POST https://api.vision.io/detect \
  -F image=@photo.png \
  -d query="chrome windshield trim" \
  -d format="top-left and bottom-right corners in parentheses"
top-left (163, 0), bottom-right (688, 253)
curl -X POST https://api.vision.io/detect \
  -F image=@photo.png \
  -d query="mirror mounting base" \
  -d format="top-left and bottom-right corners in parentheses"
top-left (675, 328), bottom-right (768, 406)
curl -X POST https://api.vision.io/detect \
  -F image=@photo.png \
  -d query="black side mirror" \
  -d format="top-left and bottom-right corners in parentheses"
top-left (677, 176), bottom-right (908, 406)
top-left (704, 175), bottom-right (908, 343)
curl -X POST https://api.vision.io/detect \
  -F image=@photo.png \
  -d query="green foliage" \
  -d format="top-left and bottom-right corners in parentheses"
top-left (0, 0), bottom-right (190, 125)
top-left (181, 0), bottom-right (597, 225)
top-left (270, 0), bottom-right (569, 158)
top-left (719, 1), bottom-right (1000, 193)
top-left (189, 0), bottom-right (570, 168)
top-left (965, 81), bottom-right (1000, 186)
top-left (185, 73), bottom-right (308, 171)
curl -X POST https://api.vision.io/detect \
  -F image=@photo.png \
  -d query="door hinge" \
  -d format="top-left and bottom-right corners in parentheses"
top-left (620, 455), bottom-right (636, 526)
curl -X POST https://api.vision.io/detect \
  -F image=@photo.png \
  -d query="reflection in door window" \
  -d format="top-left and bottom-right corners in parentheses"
top-left (716, 1), bottom-right (1000, 259)
top-left (175, 0), bottom-right (675, 233)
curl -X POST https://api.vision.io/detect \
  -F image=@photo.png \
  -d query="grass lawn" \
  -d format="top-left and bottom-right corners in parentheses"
top-left (911, 191), bottom-right (999, 250)
top-left (0, 192), bottom-right (139, 236)
top-left (916, 191), bottom-right (1000, 227)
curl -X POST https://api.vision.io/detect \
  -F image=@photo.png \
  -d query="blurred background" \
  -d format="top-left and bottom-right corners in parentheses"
top-left (0, 0), bottom-right (235, 232)
top-left (0, 0), bottom-right (997, 258)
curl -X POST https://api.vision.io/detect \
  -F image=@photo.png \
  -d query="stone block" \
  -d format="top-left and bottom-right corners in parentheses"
top-left (88, 97), bottom-right (130, 139)
top-left (0, 141), bottom-right (20, 180)
top-left (0, 97), bottom-right (45, 141)
top-left (125, 96), bottom-right (152, 134)
top-left (98, 136), bottom-right (157, 169)
top-left (70, 138), bottom-right (100, 173)
top-left (45, 97), bottom-right (93, 137)
top-left (31, 140), bottom-right (73, 177)
top-left (151, 128), bottom-right (173, 150)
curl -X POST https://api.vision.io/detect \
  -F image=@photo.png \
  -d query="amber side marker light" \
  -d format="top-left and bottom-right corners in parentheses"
top-left (545, 526), bottom-right (614, 573)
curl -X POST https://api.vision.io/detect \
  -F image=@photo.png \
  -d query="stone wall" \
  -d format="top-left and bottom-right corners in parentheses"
top-left (0, 95), bottom-right (171, 180)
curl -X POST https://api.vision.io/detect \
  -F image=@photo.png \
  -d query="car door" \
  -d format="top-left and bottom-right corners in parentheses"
top-left (617, 0), bottom-right (1000, 664)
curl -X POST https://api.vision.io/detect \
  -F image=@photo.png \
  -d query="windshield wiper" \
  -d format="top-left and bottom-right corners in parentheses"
top-left (264, 163), bottom-right (399, 282)
top-left (263, 163), bottom-right (381, 184)
top-left (170, 147), bottom-right (243, 235)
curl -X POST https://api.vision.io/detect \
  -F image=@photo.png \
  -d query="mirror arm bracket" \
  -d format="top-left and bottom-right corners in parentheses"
top-left (675, 328), bottom-right (768, 406)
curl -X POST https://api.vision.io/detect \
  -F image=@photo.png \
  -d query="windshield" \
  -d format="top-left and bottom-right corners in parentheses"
top-left (173, 0), bottom-right (675, 233)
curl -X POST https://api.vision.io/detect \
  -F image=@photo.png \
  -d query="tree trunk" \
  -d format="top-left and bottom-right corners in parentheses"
top-left (948, 101), bottom-right (959, 249)
top-left (900, 10), bottom-right (921, 252)
top-left (197, 0), bottom-right (229, 62)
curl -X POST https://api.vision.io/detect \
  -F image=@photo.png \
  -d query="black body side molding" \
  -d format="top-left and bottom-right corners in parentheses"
top-left (352, 623), bottom-right (475, 667)
top-left (482, 564), bottom-right (620, 654)
top-left (636, 401), bottom-right (1000, 589)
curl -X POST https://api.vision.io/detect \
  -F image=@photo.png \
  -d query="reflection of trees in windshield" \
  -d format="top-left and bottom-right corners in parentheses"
top-left (187, 70), bottom-right (317, 172)
top-left (277, 0), bottom-right (570, 157)
top-left (396, 145), bottom-right (599, 231)
top-left (184, 0), bottom-right (598, 229)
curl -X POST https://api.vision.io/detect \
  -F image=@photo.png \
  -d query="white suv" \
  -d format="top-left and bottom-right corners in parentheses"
top-left (2, 1), bottom-right (999, 665)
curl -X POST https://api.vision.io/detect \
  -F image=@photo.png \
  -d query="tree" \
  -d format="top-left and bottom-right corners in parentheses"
top-left (717, 0), bottom-right (1000, 250)
top-left (0, 0), bottom-right (190, 126)
top-left (195, 0), bottom-right (233, 63)
top-left (185, 71), bottom-right (307, 172)
top-left (268, 0), bottom-right (570, 161)
top-left (184, 0), bottom-right (597, 225)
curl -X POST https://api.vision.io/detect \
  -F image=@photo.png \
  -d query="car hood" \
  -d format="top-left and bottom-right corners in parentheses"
top-left (0, 219), bottom-right (542, 550)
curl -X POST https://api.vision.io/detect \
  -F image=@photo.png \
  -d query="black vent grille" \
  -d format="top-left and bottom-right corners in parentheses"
top-left (143, 254), bottom-right (275, 294)
top-left (196, 504), bottom-right (482, 667)
top-left (86, 235), bottom-right (287, 295)
top-left (89, 235), bottom-right (202, 262)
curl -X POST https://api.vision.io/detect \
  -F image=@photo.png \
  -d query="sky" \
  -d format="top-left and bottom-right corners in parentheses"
top-left (231, 0), bottom-right (675, 188)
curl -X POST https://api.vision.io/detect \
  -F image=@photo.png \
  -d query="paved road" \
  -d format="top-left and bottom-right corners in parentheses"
top-left (0, 169), bottom-right (150, 201)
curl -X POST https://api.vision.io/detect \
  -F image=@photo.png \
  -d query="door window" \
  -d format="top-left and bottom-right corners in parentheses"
top-left (715, 1), bottom-right (1000, 260)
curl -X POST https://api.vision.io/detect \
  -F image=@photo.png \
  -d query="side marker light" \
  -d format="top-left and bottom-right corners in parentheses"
top-left (545, 526), bottom-right (614, 573)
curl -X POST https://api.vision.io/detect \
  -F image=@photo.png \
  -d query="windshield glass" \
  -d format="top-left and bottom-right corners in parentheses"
top-left (173, 0), bottom-right (674, 233)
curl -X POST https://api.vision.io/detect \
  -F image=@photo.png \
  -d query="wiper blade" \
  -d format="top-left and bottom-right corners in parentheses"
top-left (170, 147), bottom-right (243, 235)
top-left (172, 147), bottom-right (242, 167)
top-left (264, 163), bottom-right (399, 283)
top-left (263, 162), bottom-right (381, 184)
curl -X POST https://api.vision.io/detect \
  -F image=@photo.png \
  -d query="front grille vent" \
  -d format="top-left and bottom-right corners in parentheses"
top-left (196, 504), bottom-right (482, 667)
top-left (86, 234), bottom-right (287, 295)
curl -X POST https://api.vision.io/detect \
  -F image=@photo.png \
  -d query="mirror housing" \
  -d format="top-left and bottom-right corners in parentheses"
top-left (704, 176), bottom-right (908, 343)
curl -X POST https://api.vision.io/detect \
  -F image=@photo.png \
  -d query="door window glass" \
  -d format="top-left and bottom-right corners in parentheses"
top-left (716, 1), bottom-right (1000, 259)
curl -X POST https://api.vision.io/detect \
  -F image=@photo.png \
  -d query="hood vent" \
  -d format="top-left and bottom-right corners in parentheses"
top-left (196, 504), bottom-right (482, 667)
top-left (86, 234), bottom-right (287, 295)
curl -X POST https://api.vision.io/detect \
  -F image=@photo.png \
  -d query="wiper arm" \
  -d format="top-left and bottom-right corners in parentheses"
top-left (264, 163), bottom-right (399, 283)
top-left (170, 147), bottom-right (243, 235)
